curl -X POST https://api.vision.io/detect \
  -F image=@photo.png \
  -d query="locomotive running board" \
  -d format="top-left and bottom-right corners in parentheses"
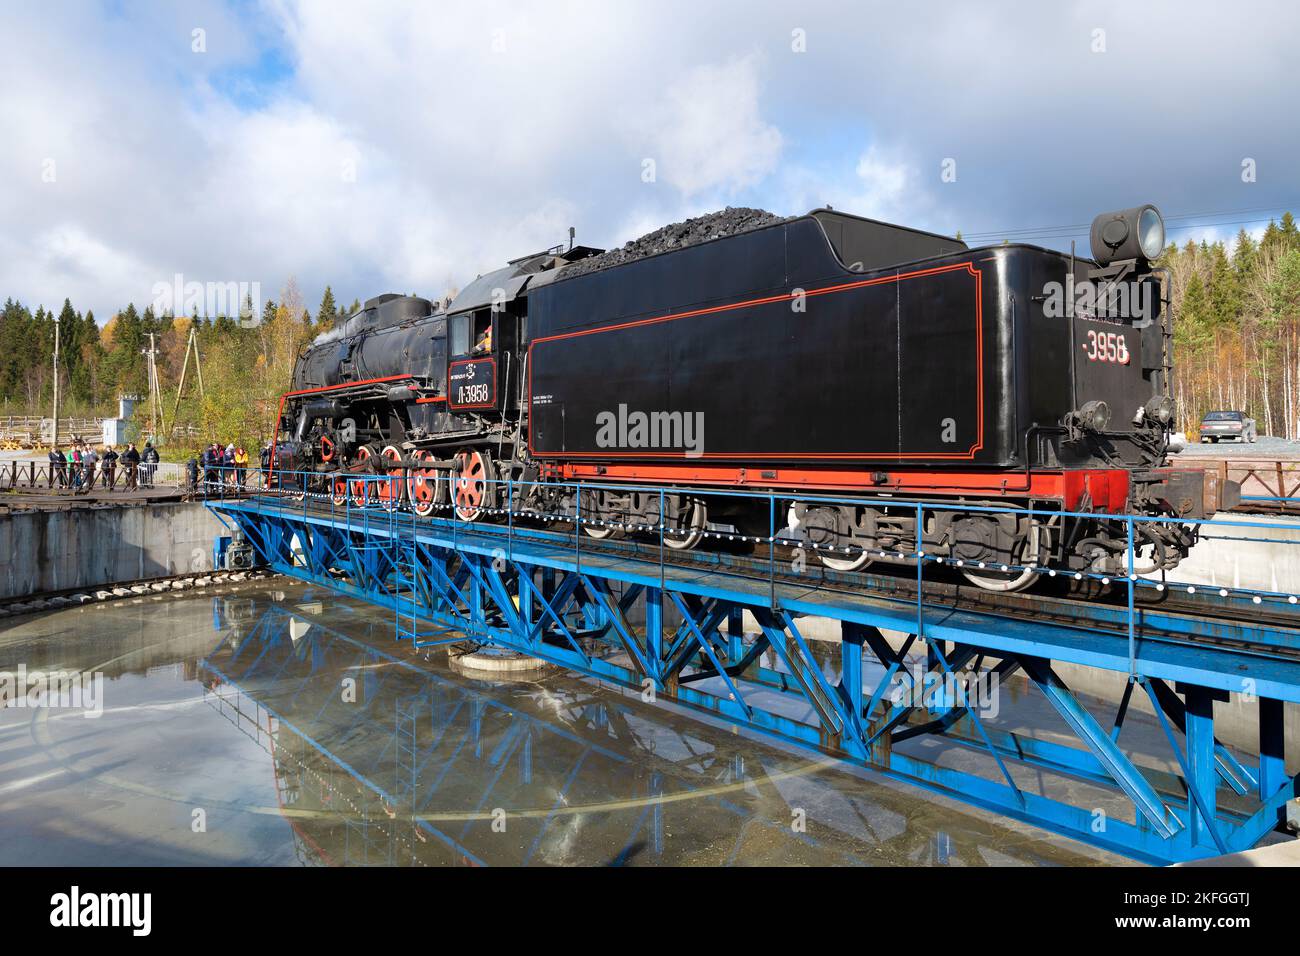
top-left (547, 462), bottom-right (1132, 512)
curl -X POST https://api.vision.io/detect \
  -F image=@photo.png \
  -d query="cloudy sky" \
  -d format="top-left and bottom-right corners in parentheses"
top-left (2, 0), bottom-right (1298, 320)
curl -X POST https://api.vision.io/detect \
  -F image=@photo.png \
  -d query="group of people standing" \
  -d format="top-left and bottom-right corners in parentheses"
top-left (197, 442), bottom-right (251, 490)
top-left (47, 440), bottom-right (158, 493)
top-left (41, 437), bottom-right (266, 496)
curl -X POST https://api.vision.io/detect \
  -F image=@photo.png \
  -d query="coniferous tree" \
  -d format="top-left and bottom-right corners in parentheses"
top-left (316, 285), bottom-right (338, 331)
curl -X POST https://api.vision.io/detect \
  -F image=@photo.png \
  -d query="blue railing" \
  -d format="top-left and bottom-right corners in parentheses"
top-left (204, 462), bottom-right (1300, 658)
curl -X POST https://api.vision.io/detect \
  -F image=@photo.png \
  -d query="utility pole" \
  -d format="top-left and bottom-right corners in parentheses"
top-left (142, 333), bottom-right (162, 442)
top-left (51, 313), bottom-right (61, 448)
top-left (169, 324), bottom-right (205, 438)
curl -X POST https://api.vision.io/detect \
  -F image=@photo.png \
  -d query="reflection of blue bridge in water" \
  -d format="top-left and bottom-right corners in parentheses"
top-left (202, 599), bottom-right (1069, 866)
top-left (208, 485), bottom-right (1300, 864)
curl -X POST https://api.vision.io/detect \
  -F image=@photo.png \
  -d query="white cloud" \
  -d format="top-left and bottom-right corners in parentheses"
top-left (635, 55), bottom-right (783, 197)
top-left (1, 0), bottom-right (1298, 320)
top-left (849, 146), bottom-right (916, 223)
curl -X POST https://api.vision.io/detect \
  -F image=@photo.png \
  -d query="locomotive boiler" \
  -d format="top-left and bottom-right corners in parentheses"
top-left (276, 203), bottom-right (1238, 591)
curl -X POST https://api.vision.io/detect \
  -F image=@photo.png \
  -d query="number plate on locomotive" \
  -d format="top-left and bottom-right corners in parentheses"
top-left (448, 358), bottom-right (496, 409)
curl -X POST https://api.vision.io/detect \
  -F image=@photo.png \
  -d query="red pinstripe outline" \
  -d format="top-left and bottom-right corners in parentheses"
top-left (527, 261), bottom-right (985, 461)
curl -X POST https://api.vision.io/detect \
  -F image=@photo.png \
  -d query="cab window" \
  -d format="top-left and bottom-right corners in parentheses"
top-left (450, 314), bottom-right (470, 356)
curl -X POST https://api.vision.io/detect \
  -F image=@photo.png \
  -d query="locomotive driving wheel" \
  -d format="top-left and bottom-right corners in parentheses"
top-left (330, 475), bottom-right (348, 507)
top-left (406, 448), bottom-right (445, 517)
top-left (453, 448), bottom-right (495, 521)
top-left (378, 445), bottom-right (405, 511)
top-left (349, 445), bottom-right (376, 508)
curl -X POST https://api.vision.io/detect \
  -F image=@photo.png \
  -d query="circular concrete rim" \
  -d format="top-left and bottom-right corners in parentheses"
top-left (447, 644), bottom-right (556, 677)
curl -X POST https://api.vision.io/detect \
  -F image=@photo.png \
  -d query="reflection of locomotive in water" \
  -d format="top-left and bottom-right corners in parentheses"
top-left (276, 203), bottom-right (1238, 591)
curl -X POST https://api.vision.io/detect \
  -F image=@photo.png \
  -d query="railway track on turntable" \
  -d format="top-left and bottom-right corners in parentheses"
top-left (233, 489), bottom-right (1300, 664)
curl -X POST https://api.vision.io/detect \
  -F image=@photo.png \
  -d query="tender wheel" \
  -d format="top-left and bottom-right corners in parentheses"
top-left (580, 489), bottom-right (626, 539)
top-left (662, 496), bottom-right (707, 551)
top-left (819, 547), bottom-right (873, 572)
top-left (952, 517), bottom-right (1039, 593)
top-left (379, 445), bottom-right (405, 511)
top-left (792, 503), bottom-right (873, 572)
top-left (406, 449), bottom-right (445, 517)
top-left (960, 563), bottom-right (1037, 592)
top-left (452, 448), bottom-right (495, 521)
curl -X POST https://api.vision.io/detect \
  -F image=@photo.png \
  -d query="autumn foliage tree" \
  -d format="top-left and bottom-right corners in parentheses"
top-left (0, 278), bottom-right (347, 456)
top-left (1165, 214), bottom-right (1300, 438)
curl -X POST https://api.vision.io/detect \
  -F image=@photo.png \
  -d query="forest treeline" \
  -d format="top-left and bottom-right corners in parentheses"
top-left (1166, 213), bottom-right (1300, 439)
top-left (0, 280), bottom-right (359, 451)
top-left (3, 213), bottom-right (1300, 448)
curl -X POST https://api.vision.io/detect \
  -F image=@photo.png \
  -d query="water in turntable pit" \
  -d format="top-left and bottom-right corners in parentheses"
top-left (0, 581), bottom-right (1126, 866)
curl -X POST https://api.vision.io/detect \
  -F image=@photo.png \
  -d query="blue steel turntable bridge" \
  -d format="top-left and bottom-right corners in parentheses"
top-left (206, 471), bottom-right (1300, 865)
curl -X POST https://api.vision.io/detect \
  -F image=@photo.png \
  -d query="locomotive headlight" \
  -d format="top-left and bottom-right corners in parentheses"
top-left (1076, 400), bottom-right (1112, 432)
top-left (1137, 206), bottom-right (1165, 259)
top-left (1089, 204), bottom-right (1165, 265)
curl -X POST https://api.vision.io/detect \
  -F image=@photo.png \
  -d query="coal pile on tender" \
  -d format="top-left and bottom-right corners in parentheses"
top-left (558, 207), bottom-right (787, 281)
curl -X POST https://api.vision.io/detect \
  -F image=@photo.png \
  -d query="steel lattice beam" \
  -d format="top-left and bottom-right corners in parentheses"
top-left (209, 498), bottom-right (1300, 864)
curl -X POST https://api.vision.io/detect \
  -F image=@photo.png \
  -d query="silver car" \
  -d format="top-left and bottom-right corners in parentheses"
top-left (1199, 410), bottom-right (1257, 443)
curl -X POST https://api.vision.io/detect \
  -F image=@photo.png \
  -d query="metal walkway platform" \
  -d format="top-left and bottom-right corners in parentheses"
top-left (208, 484), bottom-right (1300, 865)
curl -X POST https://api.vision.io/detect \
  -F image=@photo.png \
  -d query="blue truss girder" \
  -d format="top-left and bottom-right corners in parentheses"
top-left (209, 498), bottom-right (1300, 865)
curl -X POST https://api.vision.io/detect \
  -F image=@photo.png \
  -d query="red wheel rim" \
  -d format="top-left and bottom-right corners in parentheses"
top-left (407, 449), bottom-right (440, 516)
top-left (331, 476), bottom-right (347, 506)
top-left (454, 450), bottom-right (488, 520)
top-left (320, 435), bottom-right (335, 462)
top-left (350, 447), bottom-right (372, 508)
top-left (379, 445), bottom-right (404, 509)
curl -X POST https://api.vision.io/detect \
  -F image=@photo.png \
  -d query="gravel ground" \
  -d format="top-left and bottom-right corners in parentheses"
top-left (558, 207), bottom-right (786, 282)
top-left (1172, 435), bottom-right (1300, 459)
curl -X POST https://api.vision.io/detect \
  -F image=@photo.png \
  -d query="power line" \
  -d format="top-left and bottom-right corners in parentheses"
top-left (960, 203), bottom-right (1297, 244)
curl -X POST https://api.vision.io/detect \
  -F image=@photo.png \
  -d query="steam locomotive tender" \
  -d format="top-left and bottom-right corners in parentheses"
top-left (279, 203), bottom-right (1239, 592)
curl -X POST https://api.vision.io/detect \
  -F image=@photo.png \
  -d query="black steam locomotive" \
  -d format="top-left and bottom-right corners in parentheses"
top-left (278, 204), bottom-right (1238, 591)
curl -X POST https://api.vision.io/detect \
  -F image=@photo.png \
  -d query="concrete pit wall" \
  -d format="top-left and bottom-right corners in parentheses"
top-left (0, 502), bottom-right (227, 600)
top-left (1164, 513), bottom-right (1300, 594)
